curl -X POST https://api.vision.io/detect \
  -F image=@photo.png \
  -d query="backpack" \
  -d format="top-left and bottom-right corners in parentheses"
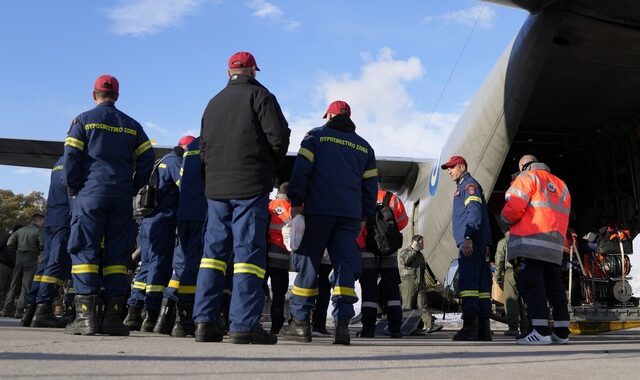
top-left (132, 158), bottom-right (163, 219)
top-left (365, 191), bottom-right (403, 256)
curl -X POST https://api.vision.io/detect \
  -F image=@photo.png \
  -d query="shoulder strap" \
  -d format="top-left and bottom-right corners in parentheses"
top-left (382, 191), bottom-right (393, 206)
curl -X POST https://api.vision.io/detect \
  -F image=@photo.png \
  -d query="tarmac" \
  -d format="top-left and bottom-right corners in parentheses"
top-left (1, 317), bottom-right (639, 379)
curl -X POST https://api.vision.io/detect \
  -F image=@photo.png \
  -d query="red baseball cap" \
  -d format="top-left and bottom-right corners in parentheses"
top-left (228, 51), bottom-right (260, 71)
top-left (323, 100), bottom-right (351, 119)
top-left (94, 74), bottom-right (119, 93)
top-left (178, 135), bottom-right (196, 147)
top-left (440, 155), bottom-right (468, 170)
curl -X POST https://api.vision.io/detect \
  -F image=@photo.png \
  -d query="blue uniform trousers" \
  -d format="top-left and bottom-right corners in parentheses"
top-left (515, 258), bottom-right (570, 336)
top-left (360, 266), bottom-right (403, 331)
top-left (26, 256), bottom-right (49, 305)
top-left (68, 196), bottom-right (132, 297)
top-left (140, 211), bottom-right (176, 311)
top-left (289, 215), bottom-right (361, 322)
top-left (128, 239), bottom-right (149, 307)
top-left (35, 226), bottom-right (71, 304)
top-left (311, 263), bottom-right (333, 330)
top-left (165, 220), bottom-right (204, 304)
top-left (458, 241), bottom-right (492, 318)
top-left (263, 266), bottom-right (289, 331)
top-left (193, 194), bottom-right (269, 333)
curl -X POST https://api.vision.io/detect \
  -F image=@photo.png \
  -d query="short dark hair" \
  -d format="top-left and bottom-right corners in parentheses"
top-left (31, 213), bottom-right (44, 222)
top-left (94, 90), bottom-right (118, 100)
top-left (411, 235), bottom-right (423, 244)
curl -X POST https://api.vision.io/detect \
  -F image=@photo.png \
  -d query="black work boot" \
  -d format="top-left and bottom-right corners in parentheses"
top-left (280, 319), bottom-right (312, 342)
top-left (65, 294), bottom-right (98, 335)
top-left (452, 313), bottom-right (479, 341)
top-left (229, 326), bottom-right (277, 345)
top-left (31, 303), bottom-right (66, 328)
top-left (333, 319), bottom-right (351, 345)
top-left (194, 319), bottom-right (224, 342)
top-left (153, 298), bottom-right (176, 335)
top-left (100, 297), bottom-right (130, 336)
top-left (140, 308), bottom-right (159, 332)
top-left (63, 300), bottom-right (75, 325)
top-left (123, 304), bottom-right (143, 331)
top-left (357, 324), bottom-right (375, 338)
top-left (171, 302), bottom-right (195, 337)
top-left (478, 317), bottom-right (493, 341)
top-left (20, 303), bottom-right (36, 327)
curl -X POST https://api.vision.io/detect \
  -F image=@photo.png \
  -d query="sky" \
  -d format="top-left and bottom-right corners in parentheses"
top-left (0, 0), bottom-right (528, 196)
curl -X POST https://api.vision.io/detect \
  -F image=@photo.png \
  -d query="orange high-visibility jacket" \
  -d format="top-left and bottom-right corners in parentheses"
top-left (268, 196), bottom-right (292, 251)
top-left (356, 190), bottom-right (408, 249)
top-left (500, 162), bottom-right (571, 265)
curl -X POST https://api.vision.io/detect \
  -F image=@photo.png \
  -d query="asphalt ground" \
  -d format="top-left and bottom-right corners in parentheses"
top-left (1, 317), bottom-right (639, 379)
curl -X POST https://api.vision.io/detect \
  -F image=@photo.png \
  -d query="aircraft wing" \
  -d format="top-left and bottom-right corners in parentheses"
top-left (0, 137), bottom-right (430, 192)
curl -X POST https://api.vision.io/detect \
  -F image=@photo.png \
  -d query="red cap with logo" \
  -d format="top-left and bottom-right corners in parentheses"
top-left (94, 74), bottom-right (119, 93)
top-left (440, 155), bottom-right (468, 170)
top-left (178, 135), bottom-right (196, 147)
top-left (228, 51), bottom-right (260, 71)
top-left (323, 100), bottom-right (351, 119)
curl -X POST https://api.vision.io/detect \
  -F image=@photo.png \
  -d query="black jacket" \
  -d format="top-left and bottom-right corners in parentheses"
top-left (201, 74), bottom-right (290, 199)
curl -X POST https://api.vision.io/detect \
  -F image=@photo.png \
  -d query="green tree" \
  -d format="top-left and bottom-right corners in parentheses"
top-left (0, 190), bottom-right (47, 232)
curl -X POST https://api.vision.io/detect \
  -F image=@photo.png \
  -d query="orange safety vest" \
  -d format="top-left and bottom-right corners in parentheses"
top-left (501, 163), bottom-right (571, 264)
top-left (356, 190), bottom-right (408, 249)
top-left (268, 197), bottom-right (292, 251)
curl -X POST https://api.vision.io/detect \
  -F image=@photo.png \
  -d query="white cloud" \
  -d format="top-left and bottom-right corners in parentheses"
top-left (441, 5), bottom-right (496, 29)
top-left (247, 0), bottom-right (300, 30)
top-left (143, 122), bottom-right (196, 146)
top-left (12, 168), bottom-right (50, 178)
top-left (288, 48), bottom-right (459, 159)
top-left (106, 0), bottom-right (204, 36)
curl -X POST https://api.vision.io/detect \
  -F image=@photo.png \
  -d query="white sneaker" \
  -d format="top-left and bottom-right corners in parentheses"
top-left (516, 330), bottom-right (552, 345)
top-left (551, 333), bottom-right (569, 344)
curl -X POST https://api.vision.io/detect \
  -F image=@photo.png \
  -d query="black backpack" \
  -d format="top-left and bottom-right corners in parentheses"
top-left (132, 157), bottom-right (164, 219)
top-left (365, 191), bottom-right (403, 256)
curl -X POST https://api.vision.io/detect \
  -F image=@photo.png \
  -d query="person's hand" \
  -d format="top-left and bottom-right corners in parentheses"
top-left (291, 206), bottom-right (303, 218)
top-left (462, 239), bottom-right (473, 257)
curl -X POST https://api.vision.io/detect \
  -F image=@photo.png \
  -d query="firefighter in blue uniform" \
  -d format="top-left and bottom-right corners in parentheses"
top-left (64, 74), bottom-right (155, 336)
top-left (441, 155), bottom-right (493, 341)
top-left (131, 136), bottom-right (190, 332)
top-left (281, 100), bottom-right (378, 345)
top-left (31, 157), bottom-right (74, 328)
top-left (153, 136), bottom-right (205, 337)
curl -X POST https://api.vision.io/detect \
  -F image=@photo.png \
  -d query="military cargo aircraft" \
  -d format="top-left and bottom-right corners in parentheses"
top-left (2, 0), bottom-right (640, 332)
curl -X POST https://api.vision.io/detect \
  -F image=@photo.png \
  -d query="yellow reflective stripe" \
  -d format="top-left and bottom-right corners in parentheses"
top-left (158, 163), bottom-right (167, 169)
top-left (460, 290), bottom-right (479, 297)
top-left (71, 264), bottom-right (99, 274)
top-left (178, 285), bottom-right (197, 294)
top-left (333, 286), bottom-right (357, 298)
top-left (103, 265), bottom-right (128, 276)
top-left (67, 288), bottom-right (76, 293)
top-left (362, 168), bottom-right (378, 179)
top-left (291, 286), bottom-right (319, 297)
top-left (298, 147), bottom-right (315, 163)
top-left (200, 258), bottom-right (227, 273)
top-left (133, 281), bottom-right (146, 290)
top-left (175, 179), bottom-right (181, 187)
top-left (52, 165), bottom-right (64, 172)
top-left (135, 140), bottom-right (152, 155)
top-left (65, 137), bottom-right (85, 151)
top-left (183, 149), bottom-right (200, 157)
top-left (33, 275), bottom-right (42, 282)
top-left (40, 275), bottom-right (65, 287)
top-left (234, 263), bottom-right (266, 279)
top-left (464, 196), bottom-right (482, 207)
top-left (168, 279), bottom-right (180, 289)
top-left (146, 285), bottom-right (165, 292)
top-left (478, 292), bottom-right (491, 299)
top-left (179, 167), bottom-right (184, 176)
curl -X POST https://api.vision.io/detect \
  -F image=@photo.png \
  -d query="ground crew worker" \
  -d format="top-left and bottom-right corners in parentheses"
top-left (0, 227), bottom-right (19, 308)
top-left (193, 51), bottom-right (290, 344)
top-left (501, 155), bottom-right (571, 345)
top-left (27, 157), bottom-right (73, 328)
top-left (356, 188), bottom-right (408, 338)
top-left (398, 235), bottom-right (443, 334)
top-left (154, 136), bottom-right (204, 337)
top-left (281, 100), bottom-right (377, 345)
top-left (494, 231), bottom-right (528, 336)
top-left (265, 182), bottom-right (292, 335)
top-left (441, 155), bottom-right (493, 341)
top-left (1, 214), bottom-right (43, 319)
top-left (129, 135), bottom-right (191, 333)
top-left (64, 74), bottom-right (155, 336)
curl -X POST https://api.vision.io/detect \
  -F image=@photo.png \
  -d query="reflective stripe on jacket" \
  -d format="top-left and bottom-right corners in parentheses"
top-left (501, 163), bottom-right (571, 265)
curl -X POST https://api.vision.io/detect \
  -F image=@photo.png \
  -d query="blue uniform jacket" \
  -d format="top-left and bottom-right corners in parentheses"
top-left (44, 156), bottom-right (70, 228)
top-left (288, 114), bottom-right (378, 220)
top-left (153, 148), bottom-right (182, 213)
top-left (64, 101), bottom-right (155, 197)
top-left (176, 137), bottom-right (207, 221)
top-left (452, 172), bottom-right (492, 247)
